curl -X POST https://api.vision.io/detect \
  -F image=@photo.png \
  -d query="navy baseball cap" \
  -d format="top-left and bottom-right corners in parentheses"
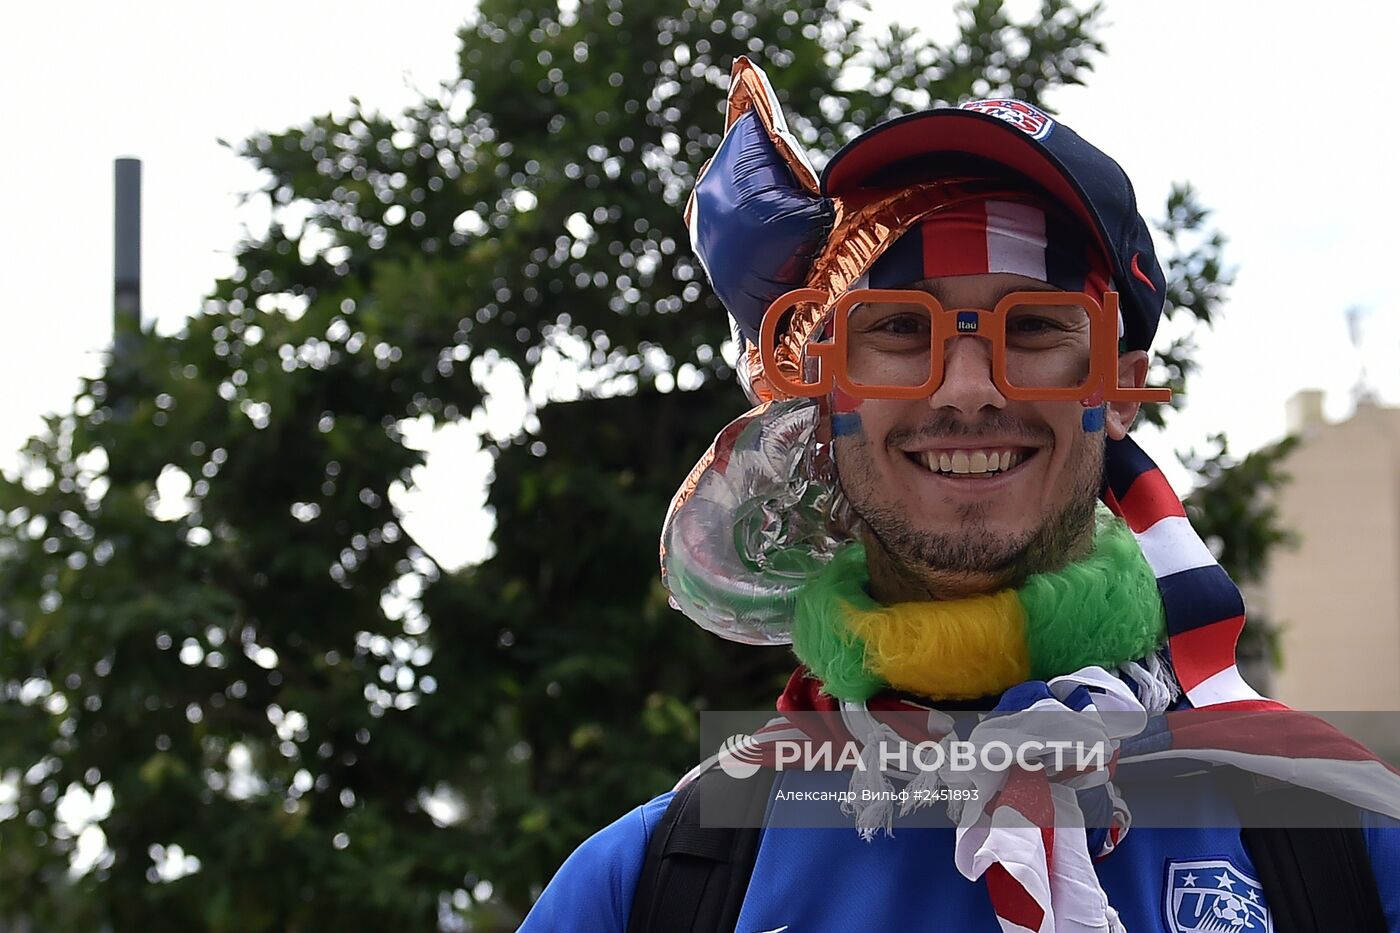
top-left (820, 99), bottom-right (1166, 352)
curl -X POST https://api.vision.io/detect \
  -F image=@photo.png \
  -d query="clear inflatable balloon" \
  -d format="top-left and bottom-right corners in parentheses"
top-left (660, 398), bottom-right (851, 645)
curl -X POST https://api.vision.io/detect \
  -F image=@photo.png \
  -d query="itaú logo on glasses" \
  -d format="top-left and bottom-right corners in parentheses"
top-left (759, 288), bottom-right (1172, 403)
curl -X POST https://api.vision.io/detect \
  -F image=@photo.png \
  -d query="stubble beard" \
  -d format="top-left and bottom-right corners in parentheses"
top-left (835, 424), bottom-right (1105, 594)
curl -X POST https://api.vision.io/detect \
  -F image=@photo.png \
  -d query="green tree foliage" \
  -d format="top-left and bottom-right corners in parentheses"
top-left (1139, 182), bottom-right (1236, 429)
top-left (0, 0), bottom-right (1275, 929)
top-left (421, 383), bottom-right (791, 921)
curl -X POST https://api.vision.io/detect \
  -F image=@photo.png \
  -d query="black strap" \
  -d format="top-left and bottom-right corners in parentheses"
top-left (1230, 770), bottom-right (1387, 933)
top-left (627, 766), bottom-right (775, 933)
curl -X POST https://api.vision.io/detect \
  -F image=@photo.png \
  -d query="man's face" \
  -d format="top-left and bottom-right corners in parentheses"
top-left (830, 272), bottom-right (1146, 599)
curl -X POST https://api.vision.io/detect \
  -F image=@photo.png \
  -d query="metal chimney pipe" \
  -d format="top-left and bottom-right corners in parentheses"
top-left (114, 157), bottom-right (142, 331)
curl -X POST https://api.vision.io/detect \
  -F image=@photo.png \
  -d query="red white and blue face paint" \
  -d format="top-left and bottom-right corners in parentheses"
top-left (830, 388), bottom-right (865, 437)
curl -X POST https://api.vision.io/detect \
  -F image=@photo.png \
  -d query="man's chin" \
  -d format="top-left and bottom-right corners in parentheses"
top-left (890, 513), bottom-right (1038, 569)
top-left (861, 524), bottom-right (1035, 600)
top-left (855, 490), bottom-right (1102, 601)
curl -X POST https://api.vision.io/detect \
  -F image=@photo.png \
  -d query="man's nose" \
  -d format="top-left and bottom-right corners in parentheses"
top-left (924, 335), bottom-right (1006, 415)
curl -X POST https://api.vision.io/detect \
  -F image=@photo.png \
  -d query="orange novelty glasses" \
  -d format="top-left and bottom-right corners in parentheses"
top-left (759, 288), bottom-right (1171, 403)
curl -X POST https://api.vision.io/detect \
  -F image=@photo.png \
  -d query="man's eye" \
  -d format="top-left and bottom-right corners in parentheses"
top-left (1007, 314), bottom-right (1072, 335)
top-left (876, 314), bottom-right (927, 335)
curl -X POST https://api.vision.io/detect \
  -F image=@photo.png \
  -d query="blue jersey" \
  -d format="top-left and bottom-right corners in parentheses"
top-left (521, 766), bottom-right (1400, 932)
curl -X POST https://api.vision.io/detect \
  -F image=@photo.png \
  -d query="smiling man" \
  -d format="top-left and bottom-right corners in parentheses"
top-left (519, 59), bottom-right (1400, 933)
top-left (835, 266), bottom-right (1145, 603)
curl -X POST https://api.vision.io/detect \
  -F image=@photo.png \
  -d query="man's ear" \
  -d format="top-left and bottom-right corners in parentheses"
top-left (1106, 350), bottom-right (1151, 440)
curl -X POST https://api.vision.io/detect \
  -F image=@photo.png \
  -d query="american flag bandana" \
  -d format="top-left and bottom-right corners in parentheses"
top-left (674, 434), bottom-right (1400, 933)
top-left (866, 198), bottom-right (1114, 299)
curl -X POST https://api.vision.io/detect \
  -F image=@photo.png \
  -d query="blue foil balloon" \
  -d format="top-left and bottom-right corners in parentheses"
top-left (691, 108), bottom-right (833, 342)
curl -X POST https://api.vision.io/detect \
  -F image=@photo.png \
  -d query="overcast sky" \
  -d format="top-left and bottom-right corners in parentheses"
top-left (3, 1), bottom-right (1397, 571)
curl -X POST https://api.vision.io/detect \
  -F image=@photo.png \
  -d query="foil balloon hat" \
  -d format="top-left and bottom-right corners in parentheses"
top-left (661, 57), bottom-right (1171, 645)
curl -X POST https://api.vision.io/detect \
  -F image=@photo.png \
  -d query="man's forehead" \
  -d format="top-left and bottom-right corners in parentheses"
top-left (897, 275), bottom-right (1062, 305)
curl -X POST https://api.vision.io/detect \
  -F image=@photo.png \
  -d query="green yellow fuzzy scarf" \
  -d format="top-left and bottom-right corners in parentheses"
top-left (791, 510), bottom-right (1166, 702)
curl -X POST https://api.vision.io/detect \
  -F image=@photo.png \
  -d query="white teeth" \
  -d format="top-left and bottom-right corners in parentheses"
top-left (917, 447), bottom-right (1029, 476)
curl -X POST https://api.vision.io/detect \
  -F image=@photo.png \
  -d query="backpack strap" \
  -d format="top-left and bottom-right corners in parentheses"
top-left (627, 766), bottom-right (776, 933)
top-left (1229, 769), bottom-right (1387, 933)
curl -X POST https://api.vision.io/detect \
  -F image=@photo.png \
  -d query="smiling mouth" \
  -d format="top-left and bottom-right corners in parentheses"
top-left (904, 446), bottom-right (1039, 477)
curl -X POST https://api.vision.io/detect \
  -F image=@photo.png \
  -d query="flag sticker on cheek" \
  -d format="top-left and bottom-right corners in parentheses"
top-left (831, 387), bottom-right (865, 437)
top-left (1082, 406), bottom-right (1105, 433)
top-left (832, 387), bottom-right (861, 413)
top-left (832, 412), bottom-right (864, 437)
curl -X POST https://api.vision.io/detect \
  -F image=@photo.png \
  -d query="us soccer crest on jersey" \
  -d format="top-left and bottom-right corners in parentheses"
top-left (1165, 858), bottom-right (1272, 932)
